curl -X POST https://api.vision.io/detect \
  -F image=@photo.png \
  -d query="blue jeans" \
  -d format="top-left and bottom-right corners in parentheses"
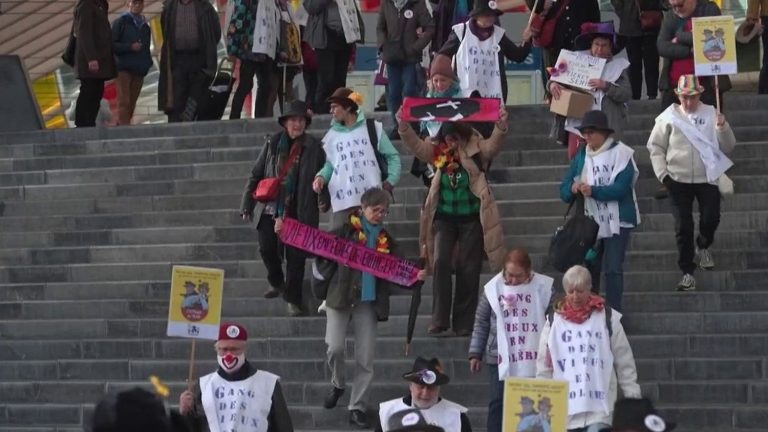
top-left (586, 227), bottom-right (632, 312)
top-left (487, 364), bottom-right (504, 432)
top-left (386, 62), bottom-right (420, 127)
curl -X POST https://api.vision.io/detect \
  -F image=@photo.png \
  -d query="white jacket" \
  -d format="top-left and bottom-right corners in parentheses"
top-left (647, 103), bottom-right (736, 185)
top-left (535, 308), bottom-right (641, 430)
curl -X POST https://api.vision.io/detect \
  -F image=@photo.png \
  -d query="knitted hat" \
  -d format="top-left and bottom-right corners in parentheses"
top-left (218, 323), bottom-right (248, 342)
top-left (574, 21), bottom-right (616, 52)
top-left (470, 0), bottom-right (503, 17)
top-left (674, 74), bottom-right (704, 96)
top-left (402, 357), bottom-right (450, 386)
top-left (429, 54), bottom-right (456, 80)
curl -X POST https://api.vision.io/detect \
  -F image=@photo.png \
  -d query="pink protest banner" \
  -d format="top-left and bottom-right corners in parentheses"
top-left (279, 218), bottom-right (421, 287)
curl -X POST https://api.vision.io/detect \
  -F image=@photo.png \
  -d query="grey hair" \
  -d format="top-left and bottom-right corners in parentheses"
top-left (360, 187), bottom-right (391, 208)
top-left (562, 265), bottom-right (592, 291)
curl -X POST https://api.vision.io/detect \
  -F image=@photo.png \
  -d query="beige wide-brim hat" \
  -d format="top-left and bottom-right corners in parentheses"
top-left (736, 20), bottom-right (763, 44)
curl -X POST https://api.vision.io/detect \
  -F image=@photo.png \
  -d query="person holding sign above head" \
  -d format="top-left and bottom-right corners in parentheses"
top-left (395, 107), bottom-right (508, 337)
top-left (312, 188), bottom-right (427, 428)
top-left (240, 101), bottom-right (327, 317)
top-left (437, 0), bottom-right (532, 105)
top-left (178, 323), bottom-right (294, 432)
top-left (646, 75), bottom-right (735, 292)
top-left (549, 21), bottom-right (632, 161)
top-left (377, 357), bottom-right (471, 432)
top-left (536, 265), bottom-right (641, 432)
top-left (312, 88), bottom-right (402, 228)
top-left (467, 248), bottom-right (553, 432)
top-left (559, 110), bottom-right (640, 312)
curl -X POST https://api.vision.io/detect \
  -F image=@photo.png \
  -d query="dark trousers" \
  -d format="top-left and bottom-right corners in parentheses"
top-left (585, 227), bottom-right (632, 312)
top-left (303, 69), bottom-right (318, 110)
top-left (257, 214), bottom-right (307, 306)
top-left (231, 58), bottom-right (274, 119)
top-left (386, 62), bottom-right (420, 128)
top-left (661, 80), bottom-right (723, 112)
top-left (168, 52), bottom-right (207, 122)
top-left (75, 78), bottom-right (106, 127)
top-left (760, 17), bottom-right (768, 94)
top-left (314, 32), bottom-right (353, 114)
top-left (487, 363), bottom-right (504, 432)
top-left (619, 34), bottom-right (660, 99)
top-left (431, 217), bottom-right (483, 332)
top-left (667, 180), bottom-right (721, 275)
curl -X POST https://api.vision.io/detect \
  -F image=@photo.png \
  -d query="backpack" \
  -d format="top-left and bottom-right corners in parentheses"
top-left (366, 119), bottom-right (389, 181)
top-left (545, 301), bottom-right (613, 337)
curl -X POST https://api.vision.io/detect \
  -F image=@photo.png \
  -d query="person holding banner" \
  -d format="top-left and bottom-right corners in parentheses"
top-left (536, 265), bottom-right (641, 432)
top-left (396, 106), bottom-right (508, 337)
top-left (312, 187), bottom-right (426, 429)
top-left (377, 357), bottom-right (471, 432)
top-left (437, 0), bottom-right (532, 104)
top-left (178, 323), bottom-right (294, 432)
top-left (647, 74), bottom-right (735, 291)
top-left (548, 21), bottom-right (632, 160)
top-left (468, 249), bottom-right (553, 432)
top-left (559, 110), bottom-right (640, 312)
top-left (312, 88), bottom-right (402, 228)
top-left (240, 100), bottom-right (327, 316)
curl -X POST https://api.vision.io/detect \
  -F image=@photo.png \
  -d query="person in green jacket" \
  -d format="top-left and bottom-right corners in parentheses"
top-left (312, 87), bottom-right (402, 227)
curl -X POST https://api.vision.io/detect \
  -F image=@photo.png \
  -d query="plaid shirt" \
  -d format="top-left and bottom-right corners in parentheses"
top-left (436, 167), bottom-right (480, 216)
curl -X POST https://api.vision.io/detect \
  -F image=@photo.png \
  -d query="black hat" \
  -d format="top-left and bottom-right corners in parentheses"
top-left (91, 387), bottom-right (189, 432)
top-left (600, 398), bottom-right (676, 432)
top-left (279, 100), bottom-right (312, 127)
top-left (387, 408), bottom-right (445, 432)
top-left (470, 0), bottom-right (503, 17)
top-left (402, 357), bottom-right (450, 386)
top-left (576, 110), bottom-right (614, 134)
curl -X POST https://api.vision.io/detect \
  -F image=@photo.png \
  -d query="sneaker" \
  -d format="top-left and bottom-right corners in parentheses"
top-left (677, 274), bottom-right (696, 291)
top-left (697, 248), bottom-right (715, 270)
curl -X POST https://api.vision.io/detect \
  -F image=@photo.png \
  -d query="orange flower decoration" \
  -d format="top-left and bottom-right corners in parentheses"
top-left (349, 213), bottom-right (390, 254)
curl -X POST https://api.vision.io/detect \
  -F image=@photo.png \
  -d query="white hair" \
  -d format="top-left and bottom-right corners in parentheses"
top-left (562, 265), bottom-right (592, 291)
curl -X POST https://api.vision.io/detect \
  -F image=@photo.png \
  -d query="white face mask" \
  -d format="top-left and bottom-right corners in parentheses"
top-left (217, 353), bottom-right (246, 374)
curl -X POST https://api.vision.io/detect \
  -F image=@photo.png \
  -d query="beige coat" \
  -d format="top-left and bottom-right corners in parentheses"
top-left (399, 122), bottom-right (508, 273)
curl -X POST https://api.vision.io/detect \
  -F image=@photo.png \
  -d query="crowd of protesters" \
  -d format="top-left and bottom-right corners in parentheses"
top-left (67, 0), bottom-right (748, 431)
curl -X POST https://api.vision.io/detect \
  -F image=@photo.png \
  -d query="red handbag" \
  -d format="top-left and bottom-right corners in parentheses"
top-left (252, 144), bottom-right (303, 202)
top-left (532, 0), bottom-right (571, 49)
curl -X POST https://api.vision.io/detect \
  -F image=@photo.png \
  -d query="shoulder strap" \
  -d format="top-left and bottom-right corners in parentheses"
top-left (276, 137), bottom-right (302, 181)
top-left (366, 119), bottom-right (389, 180)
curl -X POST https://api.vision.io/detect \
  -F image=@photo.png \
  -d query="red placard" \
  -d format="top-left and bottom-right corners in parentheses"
top-left (401, 97), bottom-right (501, 122)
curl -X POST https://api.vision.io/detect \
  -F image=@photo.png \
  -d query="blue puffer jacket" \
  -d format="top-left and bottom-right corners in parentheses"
top-left (111, 13), bottom-right (153, 76)
top-left (559, 140), bottom-right (639, 227)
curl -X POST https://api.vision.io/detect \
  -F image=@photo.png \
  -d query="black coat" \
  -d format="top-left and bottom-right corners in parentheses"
top-left (240, 132), bottom-right (327, 230)
top-left (111, 13), bottom-right (153, 76)
top-left (526, 0), bottom-right (601, 51)
top-left (74, 0), bottom-right (117, 80)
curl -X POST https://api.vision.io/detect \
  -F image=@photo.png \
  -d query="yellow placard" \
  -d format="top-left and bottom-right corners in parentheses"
top-left (502, 377), bottom-right (569, 432)
top-left (692, 15), bottom-right (738, 76)
top-left (166, 265), bottom-right (225, 340)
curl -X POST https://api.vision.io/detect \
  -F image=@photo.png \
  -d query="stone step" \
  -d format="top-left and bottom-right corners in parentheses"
top-left (1, 245), bottom-right (766, 284)
top-left (2, 332), bottom-right (767, 362)
top-left (3, 288), bottom-right (768, 321)
top-left (1, 310), bottom-right (768, 340)
top-left (2, 269), bottom-right (768, 304)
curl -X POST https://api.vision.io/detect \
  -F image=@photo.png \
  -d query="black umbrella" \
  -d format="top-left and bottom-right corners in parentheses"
top-left (405, 248), bottom-right (428, 356)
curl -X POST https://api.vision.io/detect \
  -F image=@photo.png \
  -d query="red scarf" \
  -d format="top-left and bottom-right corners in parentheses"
top-left (554, 294), bottom-right (605, 324)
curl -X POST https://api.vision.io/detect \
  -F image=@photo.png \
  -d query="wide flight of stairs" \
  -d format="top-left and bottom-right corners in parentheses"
top-left (0, 95), bottom-right (767, 432)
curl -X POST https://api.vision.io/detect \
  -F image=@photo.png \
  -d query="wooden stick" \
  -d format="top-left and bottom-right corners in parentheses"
top-left (714, 75), bottom-right (721, 113)
top-left (187, 339), bottom-right (197, 392)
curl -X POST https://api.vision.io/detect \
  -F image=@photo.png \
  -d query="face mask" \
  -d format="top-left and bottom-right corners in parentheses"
top-left (217, 353), bottom-right (245, 373)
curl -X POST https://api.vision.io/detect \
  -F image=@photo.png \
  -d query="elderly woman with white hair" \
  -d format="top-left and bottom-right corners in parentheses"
top-left (536, 265), bottom-right (641, 432)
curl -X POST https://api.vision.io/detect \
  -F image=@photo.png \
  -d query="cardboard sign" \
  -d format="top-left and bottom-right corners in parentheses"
top-left (502, 377), bottom-right (568, 432)
top-left (693, 16), bottom-right (738, 76)
top-left (401, 97), bottom-right (501, 122)
top-left (550, 50), bottom-right (607, 91)
top-left (279, 218), bottom-right (421, 286)
top-left (167, 266), bottom-right (224, 340)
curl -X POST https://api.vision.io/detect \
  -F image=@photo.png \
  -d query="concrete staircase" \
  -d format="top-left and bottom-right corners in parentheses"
top-left (0, 95), bottom-right (767, 432)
